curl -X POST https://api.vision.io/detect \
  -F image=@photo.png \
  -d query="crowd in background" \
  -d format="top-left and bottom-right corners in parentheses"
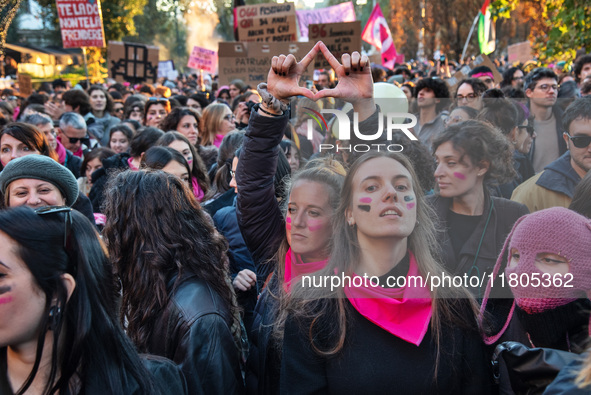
top-left (1, 42), bottom-right (591, 394)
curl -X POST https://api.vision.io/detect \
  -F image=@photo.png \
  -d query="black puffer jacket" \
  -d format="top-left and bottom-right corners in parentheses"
top-left (147, 275), bottom-right (245, 395)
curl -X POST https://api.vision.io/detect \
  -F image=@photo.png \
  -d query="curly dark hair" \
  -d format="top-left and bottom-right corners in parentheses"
top-left (102, 170), bottom-right (239, 352)
top-left (432, 119), bottom-right (516, 185)
top-left (524, 68), bottom-right (557, 91)
top-left (573, 54), bottom-right (591, 84)
top-left (62, 89), bottom-right (91, 115)
top-left (414, 78), bottom-right (450, 112)
top-left (455, 78), bottom-right (488, 99)
top-left (500, 67), bottom-right (523, 88)
top-left (88, 85), bottom-right (114, 114)
top-left (477, 93), bottom-right (519, 135)
top-left (159, 107), bottom-right (201, 134)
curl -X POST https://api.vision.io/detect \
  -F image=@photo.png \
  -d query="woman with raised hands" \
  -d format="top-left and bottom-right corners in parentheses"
top-left (238, 42), bottom-right (353, 395)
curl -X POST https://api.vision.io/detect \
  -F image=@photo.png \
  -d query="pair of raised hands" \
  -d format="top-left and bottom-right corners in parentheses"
top-left (267, 41), bottom-right (374, 106)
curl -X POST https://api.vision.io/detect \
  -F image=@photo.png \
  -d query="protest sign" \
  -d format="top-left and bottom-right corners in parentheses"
top-left (187, 46), bottom-right (218, 73)
top-left (446, 53), bottom-right (502, 91)
top-left (107, 41), bottom-right (159, 84)
top-left (507, 41), bottom-right (533, 65)
top-left (17, 74), bottom-right (32, 96)
top-left (158, 60), bottom-right (175, 79)
top-left (218, 41), bottom-right (315, 87)
top-left (308, 21), bottom-right (361, 69)
top-left (236, 3), bottom-right (297, 42)
top-left (296, 2), bottom-right (356, 40)
top-left (56, 0), bottom-right (105, 48)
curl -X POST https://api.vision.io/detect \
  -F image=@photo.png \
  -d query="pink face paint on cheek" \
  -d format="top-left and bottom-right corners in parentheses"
top-left (286, 216), bottom-right (292, 231)
top-left (453, 172), bottom-right (466, 180)
top-left (0, 296), bottom-right (13, 305)
top-left (307, 219), bottom-right (324, 232)
top-left (359, 197), bottom-right (372, 204)
top-left (406, 202), bottom-right (416, 210)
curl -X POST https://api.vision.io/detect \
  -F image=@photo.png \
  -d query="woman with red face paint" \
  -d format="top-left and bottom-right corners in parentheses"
top-left (280, 151), bottom-right (493, 394)
top-left (237, 42), bottom-right (351, 394)
top-left (429, 120), bottom-right (529, 298)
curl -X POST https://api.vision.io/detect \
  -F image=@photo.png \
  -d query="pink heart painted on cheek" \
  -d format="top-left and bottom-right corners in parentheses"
top-left (406, 203), bottom-right (415, 210)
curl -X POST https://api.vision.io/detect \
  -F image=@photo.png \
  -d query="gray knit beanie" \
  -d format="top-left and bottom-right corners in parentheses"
top-left (0, 155), bottom-right (79, 206)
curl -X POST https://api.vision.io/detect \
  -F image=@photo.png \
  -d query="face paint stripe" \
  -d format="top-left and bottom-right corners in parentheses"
top-left (286, 217), bottom-right (291, 223)
top-left (453, 172), bottom-right (466, 180)
top-left (0, 296), bottom-right (12, 305)
top-left (358, 205), bottom-right (371, 212)
top-left (359, 197), bottom-right (372, 203)
top-left (0, 286), bottom-right (11, 295)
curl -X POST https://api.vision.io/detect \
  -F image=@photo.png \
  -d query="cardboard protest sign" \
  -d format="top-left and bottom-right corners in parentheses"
top-left (17, 74), bottom-right (32, 96)
top-left (446, 54), bottom-right (502, 91)
top-left (308, 21), bottom-right (361, 69)
top-left (187, 46), bottom-right (217, 73)
top-left (218, 41), bottom-right (315, 87)
top-left (56, 0), bottom-right (105, 48)
top-left (507, 41), bottom-right (533, 65)
top-left (236, 3), bottom-right (297, 42)
top-left (158, 60), bottom-right (174, 79)
top-left (107, 41), bottom-right (159, 84)
top-left (297, 2), bottom-right (356, 40)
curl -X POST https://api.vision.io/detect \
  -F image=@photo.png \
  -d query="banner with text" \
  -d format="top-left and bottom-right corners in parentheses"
top-left (296, 2), bottom-right (356, 40)
top-left (236, 3), bottom-right (297, 42)
top-left (308, 21), bottom-right (361, 69)
top-left (56, 0), bottom-right (106, 48)
top-left (187, 46), bottom-right (217, 73)
top-left (218, 41), bottom-right (315, 87)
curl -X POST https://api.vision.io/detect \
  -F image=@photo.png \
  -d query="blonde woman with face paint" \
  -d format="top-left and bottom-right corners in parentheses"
top-left (429, 120), bottom-right (529, 297)
top-left (237, 42), bottom-right (352, 394)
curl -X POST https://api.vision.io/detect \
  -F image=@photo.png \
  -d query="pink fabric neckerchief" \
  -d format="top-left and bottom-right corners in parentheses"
top-left (344, 251), bottom-right (433, 346)
top-left (55, 140), bottom-right (67, 165)
top-left (56, 135), bottom-right (83, 158)
top-left (213, 134), bottom-right (225, 148)
top-left (283, 248), bottom-right (328, 293)
top-left (191, 177), bottom-right (204, 201)
top-left (127, 157), bottom-right (139, 171)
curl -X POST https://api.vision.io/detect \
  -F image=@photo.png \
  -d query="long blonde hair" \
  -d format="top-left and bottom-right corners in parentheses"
top-left (200, 103), bottom-right (229, 146)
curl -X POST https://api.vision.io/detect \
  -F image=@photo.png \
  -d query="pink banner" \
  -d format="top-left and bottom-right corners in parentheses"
top-left (187, 46), bottom-right (217, 73)
top-left (56, 0), bottom-right (105, 48)
top-left (296, 2), bottom-right (356, 39)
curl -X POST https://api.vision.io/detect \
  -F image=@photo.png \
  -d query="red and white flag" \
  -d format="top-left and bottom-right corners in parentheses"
top-left (361, 4), bottom-right (397, 69)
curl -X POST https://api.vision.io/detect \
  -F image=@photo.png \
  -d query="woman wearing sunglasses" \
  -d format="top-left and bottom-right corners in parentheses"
top-left (0, 206), bottom-right (187, 394)
top-left (200, 103), bottom-right (236, 148)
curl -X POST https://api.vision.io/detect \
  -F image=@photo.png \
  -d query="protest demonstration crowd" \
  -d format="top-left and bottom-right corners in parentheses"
top-left (1, 0), bottom-right (591, 394)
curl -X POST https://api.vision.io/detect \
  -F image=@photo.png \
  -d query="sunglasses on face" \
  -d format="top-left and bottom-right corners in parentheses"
top-left (565, 133), bottom-right (591, 149)
top-left (518, 125), bottom-right (535, 137)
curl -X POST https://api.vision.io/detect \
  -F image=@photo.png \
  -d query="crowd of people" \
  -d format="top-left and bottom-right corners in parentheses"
top-left (1, 40), bottom-right (591, 394)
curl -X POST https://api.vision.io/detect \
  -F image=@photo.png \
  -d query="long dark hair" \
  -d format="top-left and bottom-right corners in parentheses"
top-left (102, 170), bottom-right (240, 352)
top-left (0, 122), bottom-right (58, 170)
top-left (0, 207), bottom-right (160, 394)
top-left (156, 131), bottom-right (211, 199)
top-left (159, 107), bottom-right (201, 136)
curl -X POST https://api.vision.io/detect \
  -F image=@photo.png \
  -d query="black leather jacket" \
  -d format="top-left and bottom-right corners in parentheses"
top-left (147, 275), bottom-right (245, 395)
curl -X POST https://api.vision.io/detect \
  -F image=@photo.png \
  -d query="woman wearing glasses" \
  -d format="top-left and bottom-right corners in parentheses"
top-left (0, 206), bottom-right (187, 394)
top-left (103, 170), bottom-right (245, 394)
top-left (144, 98), bottom-right (171, 128)
top-left (454, 78), bottom-right (488, 111)
top-left (201, 103), bottom-right (237, 148)
top-left (85, 85), bottom-right (121, 147)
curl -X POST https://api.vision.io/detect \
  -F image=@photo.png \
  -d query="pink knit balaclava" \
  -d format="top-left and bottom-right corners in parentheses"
top-left (504, 207), bottom-right (591, 314)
